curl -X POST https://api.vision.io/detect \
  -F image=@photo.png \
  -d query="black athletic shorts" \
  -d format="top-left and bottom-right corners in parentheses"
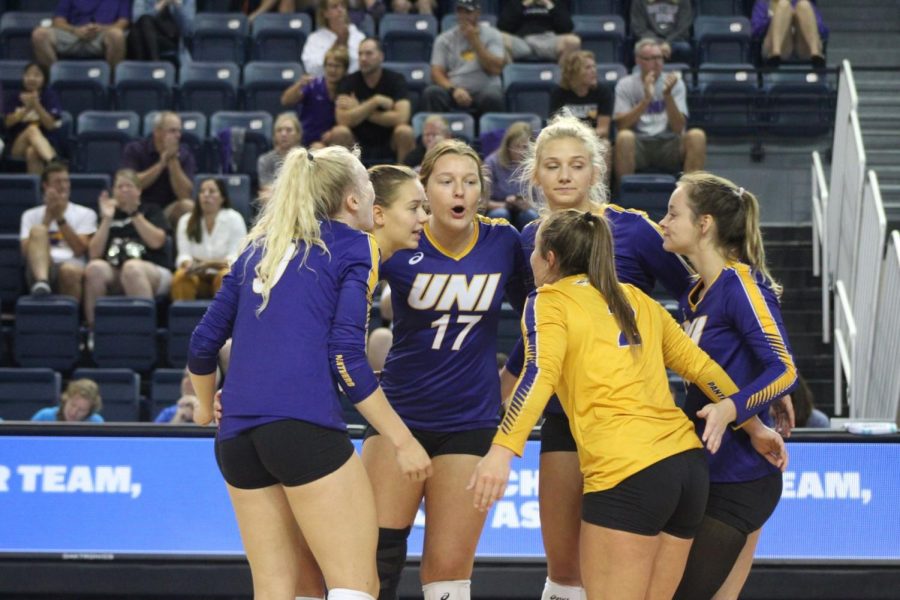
top-left (582, 449), bottom-right (709, 539)
top-left (215, 419), bottom-right (355, 490)
top-left (705, 472), bottom-right (783, 535)
top-left (539, 411), bottom-right (577, 453)
top-left (364, 425), bottom-right (495, 458)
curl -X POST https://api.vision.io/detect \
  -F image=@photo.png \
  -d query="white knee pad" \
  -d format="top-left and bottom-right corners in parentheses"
top-left (422, 579), bottom-right (471, 600)
top-left (541, 577), bottom-right (586, 600)
top-left (326, 589), bottom-right (374, 600)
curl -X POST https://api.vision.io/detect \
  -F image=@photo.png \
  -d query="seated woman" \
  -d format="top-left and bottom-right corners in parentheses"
top-left (257, 112), bottom-right (303, 200)
top-left (551, 50), bottom-right (613, 142)
top-left (301, 0), bottom-right (365, 77)
top-left (484, 121), bottom-right (539, 231)
top-left (83, 169), bottom-right (172, 329)
top-left (281, 45), bottom-right (349, 149)
top-left (752, 0), bottom-right (828, 68)
top-left (3, 63), bottom-right (61, 174)
top-left (31, 379), bottom-right (104, 423)
top-left (171, 177), bottom-right (247, 301)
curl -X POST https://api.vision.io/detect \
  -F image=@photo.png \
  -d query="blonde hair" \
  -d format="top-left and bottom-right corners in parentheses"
top-left (242, 145), bottom-right (367, 314)
top-left (677, 172), bottom-right (782, 297)
top-left (325, 44), bottom-right (350, 71)
top-left (559, 50), bottom-right (596, 91)
top-left (273, 112), bottom-right (302, 140)
top-left (369, 164), bottom-right (419, 208)
top-left (59, 379), bottom-right (103, 421)
top-left (519, 110), bottom-right (608, 209)
top-left (497, 121), bottom-right (533, 169)
top-left (419, 138), bottom-right (490, 201)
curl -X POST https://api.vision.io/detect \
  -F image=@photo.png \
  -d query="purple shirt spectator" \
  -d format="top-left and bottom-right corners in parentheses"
top-left (55, 0), bottom-right (132, 26)
top-left (484, 150), bottom-right (520, 201)
top-left (751, 0), bottom-right (828, 39)
top-left (295, 76), bottom-right (336, 146)
top-left (3, 87), bottom-right (62, 142)
top-left (121, 137), bottom-right (197, 209)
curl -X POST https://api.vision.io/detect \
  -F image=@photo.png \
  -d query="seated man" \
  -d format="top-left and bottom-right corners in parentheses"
top-left (121, 111), bottom-right (196, 230)
top-left (19, 161), bottom-right (97, 298)
top-left (31, 0), bottom-right (130, 69)
top-left (333, 37), bottom-right (415, 163)
top-left (498, 0), bottom-right (581, 62)
top-left (613, 38), bottom-right (706, 183)
top-left (423, 0), bottom-right (506, 117)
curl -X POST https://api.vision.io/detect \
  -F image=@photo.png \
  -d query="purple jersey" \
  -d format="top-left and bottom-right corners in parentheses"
top-left (381, 217), bottom-right (528, 431)
top-left (680, 262), bottom-right (798, 483)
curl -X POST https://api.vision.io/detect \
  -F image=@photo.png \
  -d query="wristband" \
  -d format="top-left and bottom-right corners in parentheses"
top-left (56, 217), bottom-right (67, 227)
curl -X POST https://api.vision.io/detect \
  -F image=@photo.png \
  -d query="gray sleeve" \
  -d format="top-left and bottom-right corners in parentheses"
top-left (613, 77), bottom-right (637, 117)
top-left (431, 32), bottom-right (450, 67)
top-left (672, 78), bottom-right (688, 117)
top-left (482, 25), bottom-right (506, 60)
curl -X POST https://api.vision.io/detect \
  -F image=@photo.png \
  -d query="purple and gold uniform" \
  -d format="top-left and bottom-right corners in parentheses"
top-left (380, 216), bottom-right (528, 431)
top-left (680, 261), bottom-right (798, 483)
top-left (188, 220), bottom-right (380, 441)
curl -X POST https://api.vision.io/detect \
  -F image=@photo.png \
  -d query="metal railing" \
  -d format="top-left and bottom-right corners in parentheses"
top-left (864, 231), bottom-right (900, 421)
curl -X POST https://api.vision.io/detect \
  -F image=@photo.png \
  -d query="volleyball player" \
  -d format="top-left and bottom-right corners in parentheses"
top-left (659, 173), bottom-right (797, 600)
top-left (188, 146), bottom-right (431, 600)
top-left (361, 139), bottom-right (529, 600)
top-left (470, 209), bottom-right (787, 600)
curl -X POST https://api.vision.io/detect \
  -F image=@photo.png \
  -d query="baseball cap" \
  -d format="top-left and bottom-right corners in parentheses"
top-left (456, 0), bottom-right (479, 12)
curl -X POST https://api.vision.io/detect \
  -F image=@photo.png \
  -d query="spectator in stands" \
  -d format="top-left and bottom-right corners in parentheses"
top-left (551, 50), bottom-right (613, 141)
top-left (31, 0), bottom-right (130, 70)
top-left (258, 112), bottom-right (303, 199)
top-left (3, 63), bottom-right (62, 175)
top-left (31, 378), bottom-right (104, 423)
top-left (238, 0), bottom-right (302, 24)
top-left (391, 0), bottom-right (435, 15)
top-left (121, 111), bottom-right (196, 231)
top-left (630, 0), bottom-right (694, 65)
top-left (128, 0), bottom-right (195, 63)
top-left (497, 0), bottom-right (580, 62)
top-left (752, 0), bottom-right (827, 69)
top-left (282, 45), bottom-right (349, 150)
top-left (333, 37), bottom-right (415, 163)
top-left (484, 121), bottom-right (539, 230)
top-left (613, 39), bottom-right (706, 185)
top-left (788, 374), bottom-right (830, 428)
top-left (171, 178), bottom-right (247, 301)
top-left (154, 367), bottom-right (200, 424)
top-left (83, 169), bottom-right (172, 329)
top-left (302, 0), bottom-right (366, 78)
top-left (423, 0), bottom-right (506, 117)
top-left (403, 113), bottom-right (450, 169)
top-left (20, 161), bottom-right (97, 298)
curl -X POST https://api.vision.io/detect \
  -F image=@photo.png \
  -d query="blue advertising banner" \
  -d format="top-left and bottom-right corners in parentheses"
top-left (0, 435), bottom-right (897, 561)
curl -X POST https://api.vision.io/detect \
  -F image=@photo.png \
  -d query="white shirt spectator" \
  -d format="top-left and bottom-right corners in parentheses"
top-left (301, 24), bottom-right (365, 77)
top-left (175, 208), bottom-right (247, 267)
top-left (20, 203), bottom-right (98, 263)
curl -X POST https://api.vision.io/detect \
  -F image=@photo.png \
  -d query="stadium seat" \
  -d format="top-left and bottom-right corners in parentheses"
top-left (357, 13), bottom-right (376, 38)
top-left (92, 297), bottom-right (158, 372)
top-left (696, 0), bottom-right (745, 15)
top-left (412, 112), bottom-right (475, 143)
top-left (694, 16), bottom-right (752, 64)
top-left (6, 0), bottom-right (57, 9)
top-left (189, 13), bottom-right (249, 65)
top-left (572, 0), bottom-right (623, 15)
top-left (193, 174), bottom-right (253, 223)
top-left (250, 13), bottom-right (312, 62)
top-left (178, 62), bottom-right (240, 116)
top-left (68, 173), bottom-right (110, 210)
top-left (440, 13), bottom-right (497, 32)
top-left (197, 0), bottom-right (231, 10)
top-left (502, 63), bottom-right (560, 120)
top-left (0, 13), bottom-right (51, 60)
top-left (479, 112), bottom-right (542, 155)
top-left (0, 174), bottom-right (40, 234)
top-left (619, 174), bottom-right (677, 222)
top-left (379, 14), bottom-right (438, 63)
top-left (114, 61), bottom-right (175, 116)
top-left (14, 295), bottom-right (81, 372)
top-left (383, 61), bottom-right (431, 113)
top-left (73, 111), bottom-right (140, 176)
top-left (243, 61), bottom-right (304, 116)
top-left (761, 68), bottom-right (833, 137)
top-left (0, 367), bottom-right (61, 420)
top-left (72, 368), bottom-right (141, 422)
top-left (573, 16), bottom-right (625, 64)
top-left (694, 63), bottom-right (760, 135)
top-left (596, 62), bottom-right (628, 98)
top-left (150, 368), bottom-right (185, 419)
top-left (0, 235), bottom-right (24, 308)
top-left (167, 301), bottom-right (211, 368)
top-left (0, 59), bottom-right (28, 95)
top-left (210, 111), bottom-right (273, 178)
top-left (49, 60), bottom-right (110, 116)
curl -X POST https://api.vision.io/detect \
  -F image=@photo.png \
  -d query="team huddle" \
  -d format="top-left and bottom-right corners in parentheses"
top-left (187, 112), bottom-right (797, 600)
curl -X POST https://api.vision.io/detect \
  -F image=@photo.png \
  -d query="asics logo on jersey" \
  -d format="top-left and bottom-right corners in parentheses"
top-left (550, 596), bottom-right (572, 600)
top-left (440, 594), bottom-right (450, 600)
top-left (408, 273), bottom-right (502, 312)
top-left (409, 252), bottom-right (424, 265)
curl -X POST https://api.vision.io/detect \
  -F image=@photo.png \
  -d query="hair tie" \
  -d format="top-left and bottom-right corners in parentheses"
top-left (735, 186), bottom-right (744, 198)
top-left (307, 151), bottom-right (315, 164)
top-left (580, 210), bottom-right (596, 224)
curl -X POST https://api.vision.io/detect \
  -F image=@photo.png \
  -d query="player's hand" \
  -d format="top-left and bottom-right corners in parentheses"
top-left (696, 399), bottom-right (737, 454)
top-left (467, 444), bottom-right (514, 512)
top-left (748, 424), bottom-right (788, 471)
top-left (98, 190), bottom-right (117, 220)
top-left (642, 70), bottom-right (657, 99)
top-left (770, 394), bottom-right (795, 438)
top-left (213, 389), bottom-right (223, 423)
top-left (394, 435), bottom-right (432, 482)
top-left (659, 41), bottom-right (672, 60)
top-left (663, 73), bottom-right (679, 97)
top-left (452, 87), bottom-right (473, 107)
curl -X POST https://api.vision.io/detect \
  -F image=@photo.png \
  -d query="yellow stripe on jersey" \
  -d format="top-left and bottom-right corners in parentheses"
top-left (734, 266), bottom-right (797, 409)
top-left (335, 354), bottom-right (355, 388)
top-left (424, 220), bottom-right (480, 261)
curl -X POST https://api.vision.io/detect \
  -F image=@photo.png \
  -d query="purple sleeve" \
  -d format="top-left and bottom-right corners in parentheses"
top-left (634, 217), bottom-right (694, 299)
top-left (750, 1), bottom-right (771, 39)
top-left (118, 0), bottom-right (132, 21)
top-left (55, 0), bottom-right (72, 19)
top-left (505, 337), bottom-right (525, 376)
top-left (188, 251), bottom-right (246, 374)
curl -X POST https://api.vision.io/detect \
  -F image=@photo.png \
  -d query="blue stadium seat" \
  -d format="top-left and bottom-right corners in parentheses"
top-left (243, 61), bottom-right (304, 116)
top-left (572, 0), bottom-right (623, 15)
top-left (761, 69), bottom-right (833, 137)
top-left (0, 174), bottom-right (40, 234)
top-left (694, 16), bottom-right (752, 64)
top-left (0, 367), bottom-right (61, 420)
top-left (619, 174), bottom-right (677, 221)
top-left (167, 301), bottom-right (211, 368)
top-left (210, 111), bottom-right (273, 178)
top-left (379, 14), bottom-right (438, 63)
top-left (49, 60), bottom-right (110, 116)
top-left (412, 112), bottom-right (475, 143)
top-left (502, 63), bottom-right (560, 120)
top-left (190, 13), bottom-right (249, 65)
top-left (193, 174), bottom-right (253, 223)
top-left (14, 295), bottom-right (81, 372)
top-left (694, 63), bottom-right (760, 135)
top-left (73, 111), bottom-right (140, 176)
top-left (696, 0), bottom-right (745, 15)
top-left (114, 61), bottom-right (175, 116)
top-left (92, 297), bottom-right (158, 372)
top-left (150, 368), bottom-right (185, 419)
top-left (68, 173), bottom-right (110, 210)
top-left (0, 234), bottom-right (24, 308)
top-left (479, 112), bottom-right (541, 154)
top-left (0, 13), bottom-right (51, 59)
top-left (383, 61), bottom-right (431, 113)
top-left (0, 59), bottom-right (28, 95)
top-left (197, 0), bottom-right (231, 10)
top-left (251, 13), bottom-right (312, 62)
top-left (440, 13), bottom-right (497, 32)
top-left (72, 368), bottom-right (141, 422)
top-left (574, 16), bottom-right (625, 64)
top-left (596, 62), bottom-right (628, 98)
top-left (178, 62), bottom-right (240, 116)
top-left (5, 0), bottom-right (57, 9)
